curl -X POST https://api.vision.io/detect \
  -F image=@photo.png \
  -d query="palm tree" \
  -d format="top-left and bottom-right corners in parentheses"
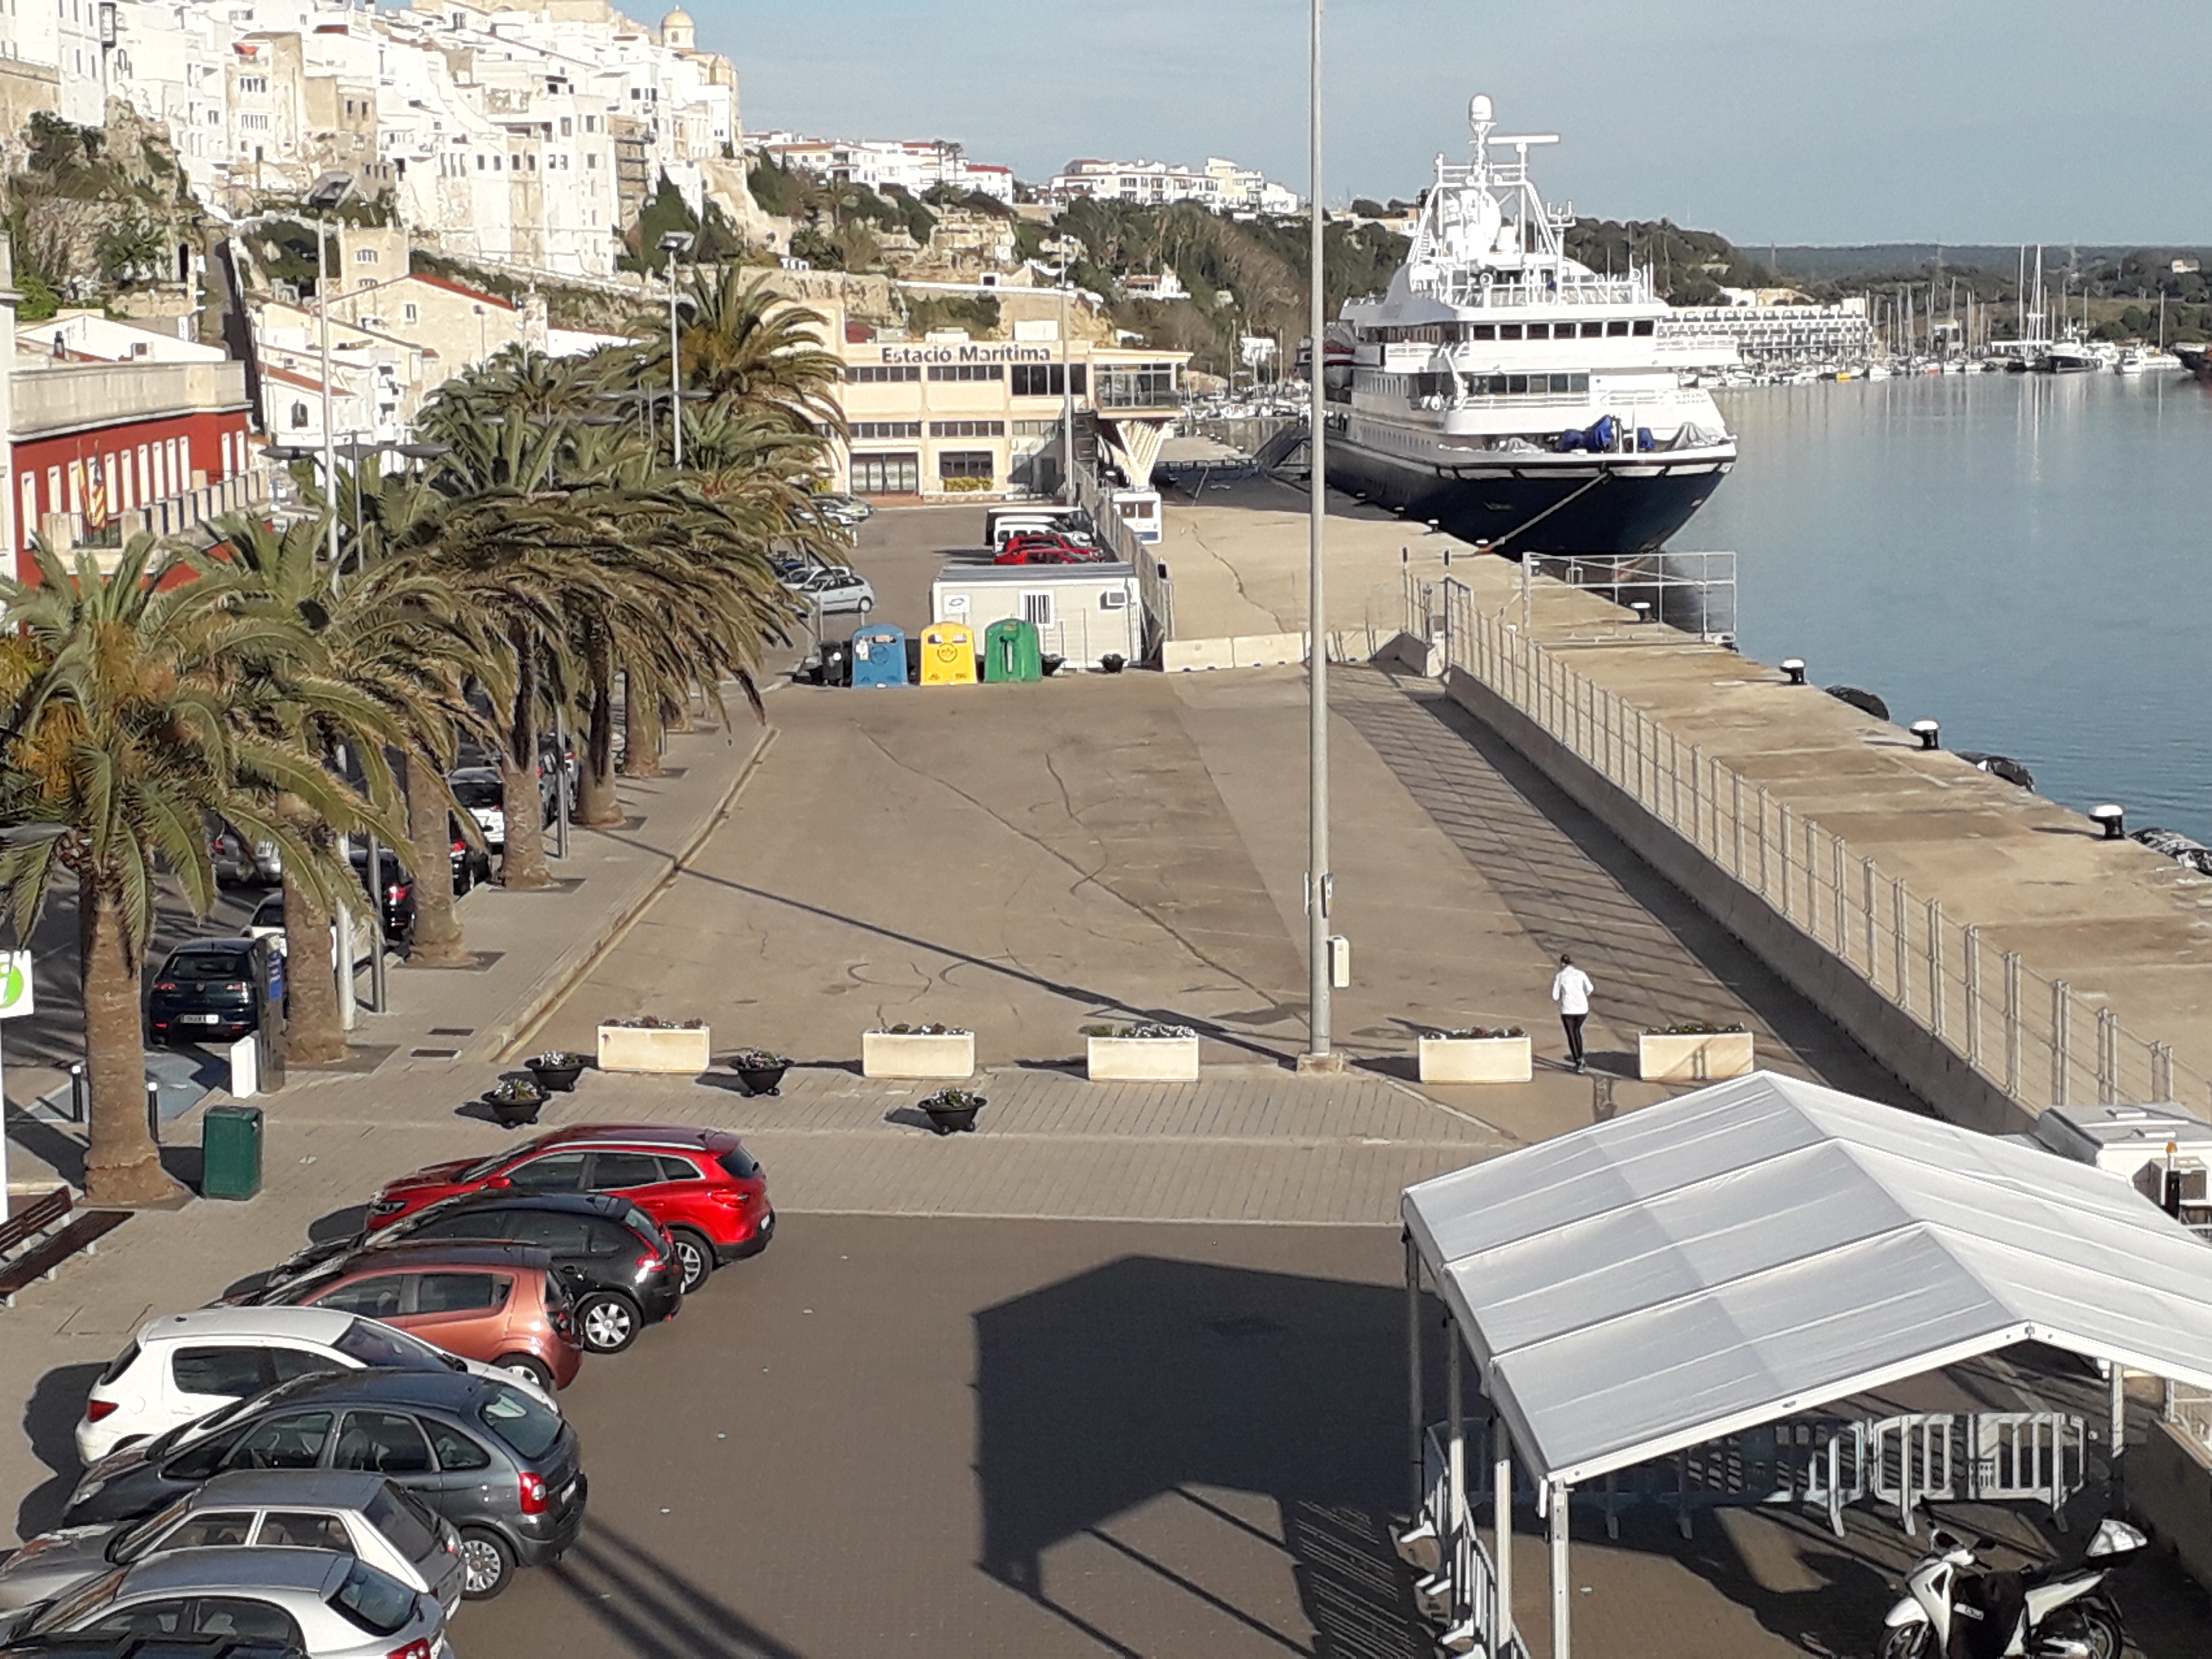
top-left (0, 538), bottom-right (382, 1204)
top-left (652, 266), bottom-right (848, 436)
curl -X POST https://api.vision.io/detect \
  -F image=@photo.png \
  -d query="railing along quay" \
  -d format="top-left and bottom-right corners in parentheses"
top-left (1417, 574), bottom-right (2212, 1123)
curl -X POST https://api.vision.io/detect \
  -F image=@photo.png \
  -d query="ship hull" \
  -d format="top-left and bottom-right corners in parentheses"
top-left (1326, 439), bottom-right (1732, 556)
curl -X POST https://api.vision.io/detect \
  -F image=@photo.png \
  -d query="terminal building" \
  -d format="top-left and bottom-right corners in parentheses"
top-left (826, 307), bottom-right (1189, 504)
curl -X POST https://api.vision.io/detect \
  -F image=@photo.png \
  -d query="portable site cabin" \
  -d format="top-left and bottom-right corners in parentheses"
top-left (930, 562), bottom-right (1140, 671)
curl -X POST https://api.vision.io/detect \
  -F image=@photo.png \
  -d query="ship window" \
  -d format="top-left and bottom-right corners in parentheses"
top-left (1526, 323), bottom-right (1550, 340)
top-left (1606, 320), bottom-right (1630, 337)
top-left (1498, 324), bottom-right (1522, 341)
top-left (1506, 374), bottom-right (1529, 394)
top-left (1632, 319), bottom-right (1655, 337)
top-left (1467, 324), bottom-right (1494, 341)
top-left (1580, 322), bottom-right (1604, 339)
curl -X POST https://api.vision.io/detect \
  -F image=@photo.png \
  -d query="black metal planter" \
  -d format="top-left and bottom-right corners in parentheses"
top-left (735, 1064), bottom-right (788, 1097)
top-left (484, 1089), bottom-right (547, 1129)
top-left (920, 1096), bottom-right (984, 1135)
top-left (525, 1061), bottom-right (586, 1094)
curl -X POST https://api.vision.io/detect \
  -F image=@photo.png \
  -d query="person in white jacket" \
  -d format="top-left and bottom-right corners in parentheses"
top-left (1550, 953), bottom-right (1594, 1073)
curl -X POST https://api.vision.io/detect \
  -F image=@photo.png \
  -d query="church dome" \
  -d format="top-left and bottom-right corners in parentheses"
top-left (660, 6), bottom-right (695, 44)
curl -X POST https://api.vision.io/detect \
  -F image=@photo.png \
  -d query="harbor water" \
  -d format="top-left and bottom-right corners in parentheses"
top-left (1704, 371), bottom-right (2212, 841)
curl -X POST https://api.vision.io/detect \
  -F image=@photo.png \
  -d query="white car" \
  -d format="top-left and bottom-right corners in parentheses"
top-left (447, 767), bottom-right (506, 851)
top-left (784, 566), bottom-right (877, 617)
top-left (242, 895), bottom-right (372, 975)
top-left (78, 1306), bottom-right (557, 1466)
top-left (0, 1547), bottom-right (452, 1659)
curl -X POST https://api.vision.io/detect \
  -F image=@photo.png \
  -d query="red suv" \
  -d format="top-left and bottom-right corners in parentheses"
top-left (993, 533), bottom-right (1102, 566)
top-left (368, 1125), bottom-right (773, 1294)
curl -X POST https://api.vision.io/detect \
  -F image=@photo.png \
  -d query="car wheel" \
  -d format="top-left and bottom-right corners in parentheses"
top-left (496, 1353), bottom-right (556, 1390)
top-left (458, 1527), bottom-right (514, 1600)
top-left (857, 597), bottom-right (874, 614)
top-left (670, 1228), bottom-right (715, 1295)
top-left (576, 1291), bottom-right (642, 1355)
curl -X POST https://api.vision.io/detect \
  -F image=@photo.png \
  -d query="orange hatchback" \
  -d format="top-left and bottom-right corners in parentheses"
top-left (247, 1240), bottom-right (584, 1392)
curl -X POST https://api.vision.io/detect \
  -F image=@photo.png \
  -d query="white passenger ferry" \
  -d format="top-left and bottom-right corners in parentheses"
top-left (1321, 95), bottom-right (1738, 555)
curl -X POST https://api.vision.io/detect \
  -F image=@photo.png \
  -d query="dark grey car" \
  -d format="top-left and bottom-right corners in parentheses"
top-left (63, 1370), bottom-right (584, 1601)
top-left (0, 1471), bottom-right (463, 1619)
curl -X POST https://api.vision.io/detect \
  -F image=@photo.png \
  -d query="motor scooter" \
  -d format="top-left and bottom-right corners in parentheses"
top-left (1879, 1515), bottom-right (2142, 1659)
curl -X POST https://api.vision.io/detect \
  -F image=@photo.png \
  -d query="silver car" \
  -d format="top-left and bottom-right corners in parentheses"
top-left (788, 566), bottom-right (877, 617)
top-left (0, 1547), bottom-right (450, 1658)
top-left (0, 1471), bottom-right (465, 1619)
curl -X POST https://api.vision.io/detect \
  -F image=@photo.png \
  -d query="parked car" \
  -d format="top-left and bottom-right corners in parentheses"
top-left (235, 1242), bottom-right (582, 1393)
top-left (63, 1369), bottom-right (586, 1599)
top-left (447, 826), bottom-right (491, 898)
top-left (0, 1629), bottom-right (304, 1657)
top-left (265, 1194), bottom-right (680, 1357)
top-left (0, 1472), bottom-right (464, 1619)
top-left (366, 1125), bottom-right (773, 1295)
top-left (77, 1306), bottom-right (558, 1466)
top-left (781, 566), bottom-right (876, 617)
top-left (813, 492), bottom-right (872, 526)
top-left (0, 1548), bottom-right (448, 1658)
top-left (994, 534), bottom-right (1108, 566)
top-left (445, 769), bottom-right (504, 852)
top-left (209, 825), bottom-right (283, 888)
top-left (240, 900), bottom-right (371, 978)
top-left (146, 939), bottom-right (280, 1049)
top-left (343, 846), bottom-right (415, 947)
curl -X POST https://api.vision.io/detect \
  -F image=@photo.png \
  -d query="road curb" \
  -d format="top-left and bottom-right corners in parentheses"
top-left (485, 722), bottom-right (779, 1063)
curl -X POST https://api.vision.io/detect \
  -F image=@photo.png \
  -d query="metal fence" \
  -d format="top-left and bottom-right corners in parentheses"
top-left (1073, 461), bottom-right (1173, 661)
top-left (1421, 574), bottom-right (2212, 1123)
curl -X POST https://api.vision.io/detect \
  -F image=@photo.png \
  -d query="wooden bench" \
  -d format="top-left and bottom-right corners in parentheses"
top-left (0, 1186), bottom-right (129, 1306)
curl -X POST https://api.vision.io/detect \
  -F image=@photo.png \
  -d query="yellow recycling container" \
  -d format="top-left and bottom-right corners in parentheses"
top-left (920, 622), bottom-right (978, 686)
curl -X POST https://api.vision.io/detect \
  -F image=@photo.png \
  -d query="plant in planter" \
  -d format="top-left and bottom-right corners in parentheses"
top-left (731, 1049), bottom-right (793, 1097)
top-left (1417, 1022), bottom-right (1533, 1084)
top-left (1081, 1022), bottom-right (1200, 1082)
top-left (863, 1022), bottom-right (975, 1080)
top-left (1638, 1020), bottom-right (1754, 1082)
top-left (524, 1050), bottom-right (589, 1093)
top-left (482, 1077), bottom-right (548, 1129)
top-left (918, 1087), bottom-right (986, 1134)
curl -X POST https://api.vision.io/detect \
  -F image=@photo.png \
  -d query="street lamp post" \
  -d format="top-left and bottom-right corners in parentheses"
top-left (304, 172), bottom-right (355, 582)
top-left (658, 231), bottom-right (695, 468)
top-left (1052, 240), bottom-right (1077, 504)
top-left (1302, 0), bottom-right (1339, 1071)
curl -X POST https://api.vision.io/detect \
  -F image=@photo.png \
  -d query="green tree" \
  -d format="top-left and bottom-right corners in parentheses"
top-left (0, 538), bottom-right (383, 1201)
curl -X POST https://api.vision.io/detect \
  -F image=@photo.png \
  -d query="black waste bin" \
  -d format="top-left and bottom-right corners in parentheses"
top-left (818, 640), bottom-right (853, 687)
top-left (201, 1104), bottom-right (264, 1201)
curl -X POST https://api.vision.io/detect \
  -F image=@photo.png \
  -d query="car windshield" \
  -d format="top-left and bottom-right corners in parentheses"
top-left (477, 1386), bottom-right (562, 1459)
top-left (335, 1319), bottom-right (451, 1371)
top-left (249, 900), bottom-right (283, 929)
top-left (22, 1568), bottom-right (125, 1635)
top-left (106, 1493), bottom-right (194, 1564)
top-left (450, 779), bottom-right (502, 809)
top-left (621, 1205), bottom-right (662, 1242)
top-left (365, 1484), bottom-right (442, 1562)
top-left (327, 1559), bottom-right (416, 1637)
top-left (455, 1148), bottom-right (524, 1183)
top-left (166, 950), bottom-right (249, 979)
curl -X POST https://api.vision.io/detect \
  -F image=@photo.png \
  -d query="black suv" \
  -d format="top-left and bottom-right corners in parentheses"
top-left (346, 845), bottom-right (417, 946)
top-left (146, 938), bottom-right (281, 1047)
top-left (62, 1369), bottom-right (584, 1602)
top-left (265, 1193), bottom-right (679, 1356)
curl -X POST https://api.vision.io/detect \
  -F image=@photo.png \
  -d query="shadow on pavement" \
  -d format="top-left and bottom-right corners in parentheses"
top-left (16, 1364), bottom-right (100, 1539)
top-left (545, 1519), bottom-right (807, 1659)
top-left (975, 1255), bottom-right (1433, 1658)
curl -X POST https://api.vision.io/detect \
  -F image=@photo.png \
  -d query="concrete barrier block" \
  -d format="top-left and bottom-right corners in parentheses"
top-left (1373, 631), bottom-right (1444, 678)
top-left (1230, 632), bottom-right (1309, 667)
top-left (1162, 637), bottom-right (1237, 672)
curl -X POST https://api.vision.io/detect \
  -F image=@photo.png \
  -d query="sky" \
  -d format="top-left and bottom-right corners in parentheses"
top-left (688, 0), bottom-right (2212, 246)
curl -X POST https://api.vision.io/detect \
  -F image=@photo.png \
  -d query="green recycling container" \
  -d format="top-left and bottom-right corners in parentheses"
top-left (201, 1104), bottom-right (264, 1201)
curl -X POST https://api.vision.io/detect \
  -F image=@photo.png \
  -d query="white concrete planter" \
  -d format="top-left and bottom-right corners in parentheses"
top-left (863, 1030), bottom-right (975, 1080)
top-left (1087, 1034), bottom-right (1201, 1082)
top-left (1638, 1030), bottom-right (1754, 1082)
top-left (596, 1023), bottom-right (711, 1074)
top-left (1417, 1035), bottom-right (1533, 1084)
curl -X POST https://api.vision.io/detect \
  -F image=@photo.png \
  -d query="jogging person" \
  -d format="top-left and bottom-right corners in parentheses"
top-left (1550, 953), bottom-right (1594, 1073)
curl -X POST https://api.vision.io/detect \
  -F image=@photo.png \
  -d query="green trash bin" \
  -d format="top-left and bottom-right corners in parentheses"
top-left (201, 1104), bottom-right (264, 1201)
top-left (982, 617), bottom-right (1043, 683)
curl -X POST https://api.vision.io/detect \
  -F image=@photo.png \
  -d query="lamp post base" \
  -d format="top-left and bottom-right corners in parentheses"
top-left (1296, 1051), bottom-right (1351, 1075)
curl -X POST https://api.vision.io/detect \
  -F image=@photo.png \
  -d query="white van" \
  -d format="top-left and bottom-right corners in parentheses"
top-left (985, 505), bottom-right (1089, 548)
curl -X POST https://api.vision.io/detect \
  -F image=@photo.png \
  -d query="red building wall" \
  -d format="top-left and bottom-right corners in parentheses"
top-left (13, 405), bottom-right (257, 570)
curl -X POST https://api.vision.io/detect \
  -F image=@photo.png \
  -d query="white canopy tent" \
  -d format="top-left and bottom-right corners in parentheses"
top-left (1400, 1071), bottom-right (2212, 1659)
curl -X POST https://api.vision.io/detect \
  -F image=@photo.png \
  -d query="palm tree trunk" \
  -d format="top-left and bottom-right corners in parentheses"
top-left (574, 634), bottom-right (623, 827)
top-left (80, 871), bottom-right (181, 1206)
top-left (500, 629), bottom-right (554, 889)
top-left (404, 753), bottom-right (472, 967)
top-left (661, 691), bottom-right (693, 735)
top-left (619, 666), bottom-right (660, 779)
top-left (281, 852), bottom-right (346, 1064)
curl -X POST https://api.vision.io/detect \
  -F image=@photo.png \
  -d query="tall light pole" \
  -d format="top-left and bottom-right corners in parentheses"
top-left (658, 230), bottom-right (694, 468)
top-left (1301, 0), bottom-right (1338, 1071)
top-left (1051, 237), bottom-right (1077, 503)
top-left (304, 172), bottom-right (354, 581)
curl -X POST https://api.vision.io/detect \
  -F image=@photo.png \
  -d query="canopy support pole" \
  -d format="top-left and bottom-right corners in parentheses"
top-left (2109, 1363), bottom-right (2127, 1505)
top-left (1494, 1422), bottom-right (1514, 1652)
top-left (1447, 1331), bottom-right (1465, 1578)
top-left (1549, 1480), bottom-right (1572, 1659)
top-left (1406, 1232), bottom-right (1424, 1521)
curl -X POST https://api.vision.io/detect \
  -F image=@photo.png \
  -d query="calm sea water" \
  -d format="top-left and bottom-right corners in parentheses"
top-left (1701, 371), bottom-right (2212, 841)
